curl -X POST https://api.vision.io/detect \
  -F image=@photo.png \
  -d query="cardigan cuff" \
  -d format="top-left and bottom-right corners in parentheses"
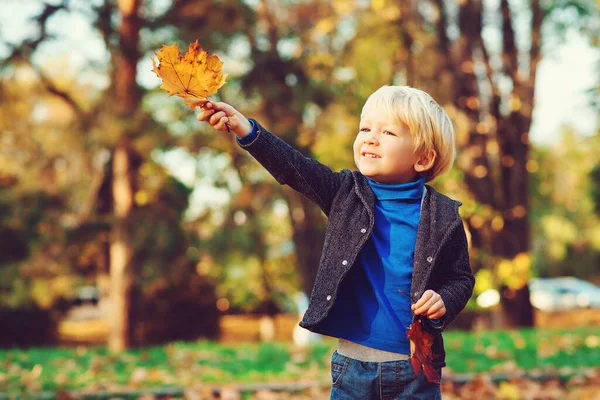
top-left (236, 119), bottom-right (258, 145)
top-left (420, 315), bottom-right (445, 334)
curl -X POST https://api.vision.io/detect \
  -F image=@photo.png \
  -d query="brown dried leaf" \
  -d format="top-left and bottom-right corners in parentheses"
top-left (407, 317), bottom-right (440, 383)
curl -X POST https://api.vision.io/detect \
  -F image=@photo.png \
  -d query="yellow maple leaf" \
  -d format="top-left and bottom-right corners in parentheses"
top-left (151, 40), bottom-right (228, 110)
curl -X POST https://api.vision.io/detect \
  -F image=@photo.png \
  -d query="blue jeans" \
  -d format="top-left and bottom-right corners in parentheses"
top-left (329, 350), bottom-right (442, 400)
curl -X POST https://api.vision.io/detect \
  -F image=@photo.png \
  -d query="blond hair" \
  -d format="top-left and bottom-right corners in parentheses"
top-left (362, 85), bottom-right (456, 182)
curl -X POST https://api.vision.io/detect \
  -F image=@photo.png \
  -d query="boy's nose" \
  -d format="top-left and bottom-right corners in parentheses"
top-left (364, 135), bottom-right (378, 145)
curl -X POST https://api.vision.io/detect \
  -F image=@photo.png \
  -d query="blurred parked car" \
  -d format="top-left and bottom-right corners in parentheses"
top-left (529, 277), bottom-right (600, 312)
top-left (57, 286), bottom-right (110, 343)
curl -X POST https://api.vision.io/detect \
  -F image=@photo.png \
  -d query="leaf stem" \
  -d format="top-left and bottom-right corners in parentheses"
top-left (398, 289), bottom-right (415, 304)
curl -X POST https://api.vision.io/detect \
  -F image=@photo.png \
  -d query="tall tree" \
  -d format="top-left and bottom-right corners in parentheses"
top-left (108, 0), bottom-right (142, 352)
top-left (0, 0), bottom-right (224, 350)
top-left (441, 0), bottom-right (538, 327)
top-left (339, 0), bottom-right (596, 327)
top-left (0, 0), bottom-right (145, 350)
top-left (402, 0), bottom-right (596, 327)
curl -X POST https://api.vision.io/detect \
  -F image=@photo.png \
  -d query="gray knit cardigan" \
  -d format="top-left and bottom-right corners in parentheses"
top-left (239, 120), bottom-right (475, 367)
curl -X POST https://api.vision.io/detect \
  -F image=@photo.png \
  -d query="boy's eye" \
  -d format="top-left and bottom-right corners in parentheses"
top-left (360, 128), bottom-right (370, 132)
top-left (383, 131), bottom-right (396, 136)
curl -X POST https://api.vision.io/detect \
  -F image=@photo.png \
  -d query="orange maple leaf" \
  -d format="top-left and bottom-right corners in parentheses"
top-left (407, 316), bottom-right (440, 383)
top-left (151, 40), bottom-right (228, 110)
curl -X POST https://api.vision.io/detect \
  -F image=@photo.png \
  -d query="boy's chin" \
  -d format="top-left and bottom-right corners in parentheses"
top-left (360, 171), bottom-right (383, 182)
top-left (357, 168), bottom-right (375, 179)
top-left (357, 167), bottom-right (399, 183)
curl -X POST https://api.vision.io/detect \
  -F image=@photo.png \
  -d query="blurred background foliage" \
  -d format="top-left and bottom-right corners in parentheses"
top-left (0, 0), bottom-right (598, 350)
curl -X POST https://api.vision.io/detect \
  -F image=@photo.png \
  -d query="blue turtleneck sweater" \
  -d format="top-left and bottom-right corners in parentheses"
top-left (317, 176), bottom-right (425, 354)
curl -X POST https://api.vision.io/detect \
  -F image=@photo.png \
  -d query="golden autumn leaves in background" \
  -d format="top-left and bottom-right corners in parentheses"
top-left (152, 40), bottom-right (228, 110)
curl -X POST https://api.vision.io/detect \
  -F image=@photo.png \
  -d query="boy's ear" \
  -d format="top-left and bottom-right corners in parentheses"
top-left (414, 149), bottom-right (436, 173)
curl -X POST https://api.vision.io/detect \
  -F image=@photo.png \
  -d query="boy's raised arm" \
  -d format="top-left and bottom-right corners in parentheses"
top-left (197, 100), bottom-right (344, 215)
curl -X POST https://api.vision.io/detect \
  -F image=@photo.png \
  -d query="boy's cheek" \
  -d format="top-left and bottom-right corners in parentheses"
top-left (352, 142), bottom-right (360, 159)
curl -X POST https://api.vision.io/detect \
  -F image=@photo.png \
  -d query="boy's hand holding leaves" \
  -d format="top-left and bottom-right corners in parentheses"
top-left (196, 101), bottom-right (252, 138)
top-left (412, 289), bottom-right (446, 319)
top-left (152, 40), bottom-right (251, 137)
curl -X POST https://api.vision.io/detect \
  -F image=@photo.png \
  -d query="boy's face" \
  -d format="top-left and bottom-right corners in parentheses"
top-left (353, 102), bottom-right (422, 184)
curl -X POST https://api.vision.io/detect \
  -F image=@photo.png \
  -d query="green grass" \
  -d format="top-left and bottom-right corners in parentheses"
top-left (0, 327), bottom-right (598, 393)
top-left (444, 327), bottom-right (600, 373)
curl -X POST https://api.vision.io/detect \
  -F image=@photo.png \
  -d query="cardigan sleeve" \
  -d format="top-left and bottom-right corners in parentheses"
top-left (237, 119), bottom-right (345, 216)
top-left (423, 221), bottom-right (475, 333)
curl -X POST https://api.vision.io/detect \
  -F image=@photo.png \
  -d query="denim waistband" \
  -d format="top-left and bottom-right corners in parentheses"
top-left (337, 339), bottom-right (410, 362)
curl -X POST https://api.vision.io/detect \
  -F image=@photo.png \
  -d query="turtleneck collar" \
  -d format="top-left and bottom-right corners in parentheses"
top-left (366, 176), bottom-right (425, 201)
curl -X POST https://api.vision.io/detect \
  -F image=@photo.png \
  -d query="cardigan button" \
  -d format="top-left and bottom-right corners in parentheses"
top-left (360, 228), bottom-right (367, 233)
top-left (427, 256), bottom-right (433, 263)
top-left (342, 260), bottom-right (348, 266)
top-left (326, 295), bottom-right (332, 301)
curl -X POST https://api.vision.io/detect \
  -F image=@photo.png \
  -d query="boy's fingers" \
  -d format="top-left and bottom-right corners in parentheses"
top-left (412, 290), bottom-right (443, 315)
top-left (211, 101), bottom-right (228, 110)
top-left (197, 100), bottom-right (239, 133)
top-left (427, 301), bottom-right (444, 315)
top-left (414, 301), bottom-right (434, 315)
top-left (412, 290), bottom-right (433, 309)
top-left (428, 305), bottom-right (446, 319)
top-left (197, 109), bottom-right (214, 121)
top-left (211, 101), bottom-right (238, 116)
top-left (209, 111), bottom-right (227, 126)
top-left (197, 101), bottom-right (211, 111)
top-left (214, 116), bottom-right (229, 131)
top-left (205, 101), bottom-right (223, 111)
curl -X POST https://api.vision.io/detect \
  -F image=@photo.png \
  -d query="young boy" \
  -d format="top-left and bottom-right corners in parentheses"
top-left (197, 85), bottom-right (475, 399)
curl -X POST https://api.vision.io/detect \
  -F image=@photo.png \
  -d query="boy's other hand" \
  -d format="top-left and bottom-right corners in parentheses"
top-left (197, 101), bottom-right (253, 138)
top-left (412, 290), bottom-right (446, 319)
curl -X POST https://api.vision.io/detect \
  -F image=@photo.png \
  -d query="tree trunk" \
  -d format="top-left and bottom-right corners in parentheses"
top-left (430, 0), bottom-right (537, 327)
top-left (499, 285), bottom-right (534, 327)
top-left (492, 0), bottom-right (537, 328)
top-left (495, 95), bottom-right (535, 327)
top-left (108, 0), bottom-right (141, 353)
top-left (109, 144), bottom-right (136, 352)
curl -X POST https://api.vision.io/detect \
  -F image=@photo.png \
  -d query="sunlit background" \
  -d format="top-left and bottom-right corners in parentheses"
top-left (0, 0), bottom-right (599, 397)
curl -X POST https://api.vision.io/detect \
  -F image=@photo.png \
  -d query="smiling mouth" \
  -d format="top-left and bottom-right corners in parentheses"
top-left (362, 152), bottom-right (380, 158)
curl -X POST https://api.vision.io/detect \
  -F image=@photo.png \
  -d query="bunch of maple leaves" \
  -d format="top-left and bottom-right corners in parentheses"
top-left (153, 40), bottom-right (440, 383)
top-left (407, 316), bottom-right (440, 383)
top-left (152, 40), bottom-right (228, 110)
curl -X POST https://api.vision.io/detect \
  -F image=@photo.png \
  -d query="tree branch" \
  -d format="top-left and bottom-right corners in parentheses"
top-left (477, 38), bottom-right (499, 97)
top-left (92, 0), bottom-right (116, 54)
top-left (0, 1), bottom-right (68, 69)
top-left (2, 0), bottom-right (85, 117)
top-left (36, 67), bottom-right (86, 118)
top-left (34, 1), bottom-right (69, 37)
top-left (259, 0), bottom-right (279, 57)
top-left (529, 0), bottom-right (543, 86)
top-left (501, 0), bottom-right (519, 81)
top-left (454, 0), bottom-right (497, 208)
top-left (398, 0), bottom-right (416, 85)
top-left (433, 0), bottom-right (451, 74)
